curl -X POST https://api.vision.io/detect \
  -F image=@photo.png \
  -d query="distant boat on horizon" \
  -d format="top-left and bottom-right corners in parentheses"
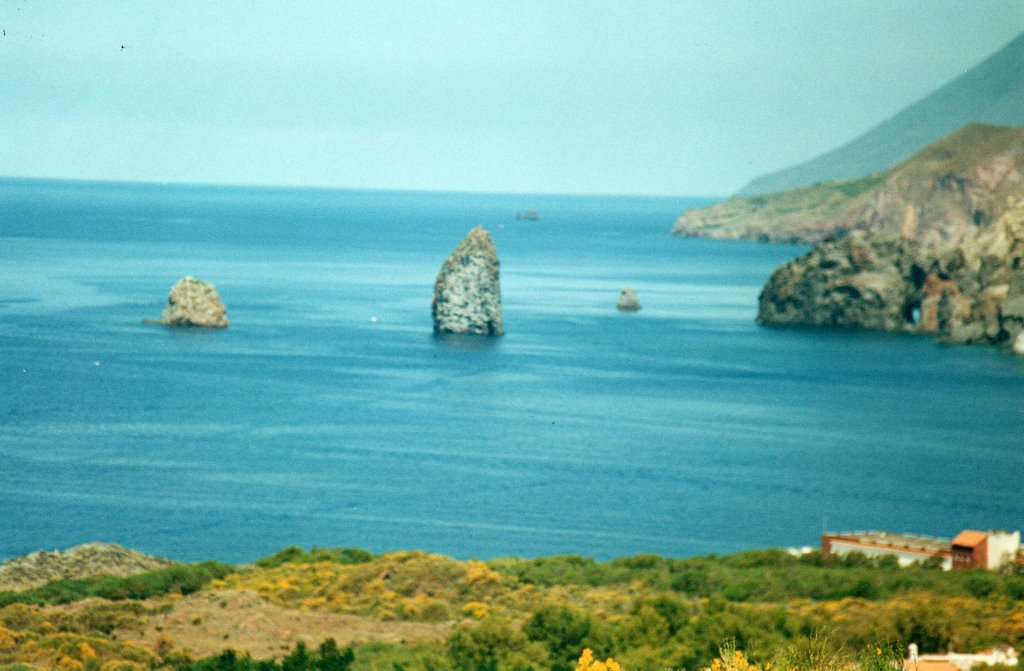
top-left (515, 210), bottom-right (540, 220)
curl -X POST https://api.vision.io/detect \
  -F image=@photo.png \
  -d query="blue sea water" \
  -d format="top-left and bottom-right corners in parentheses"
top-left (1, 178), bottom-right (1022, 564)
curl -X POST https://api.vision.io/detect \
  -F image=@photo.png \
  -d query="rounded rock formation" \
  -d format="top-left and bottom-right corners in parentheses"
top-left (157, 276), bottom-right (229, 328)
top-left (616, 287), bottom-right (641, 311)
top-left (432, 226), bottom-right (504, 336)
top-left (756, 230), bottom-right (926, 330)
top-left (755, 200), bottom-right (1024, 354)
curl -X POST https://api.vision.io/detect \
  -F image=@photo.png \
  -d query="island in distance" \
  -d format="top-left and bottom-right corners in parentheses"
top-left (431, 226), bottom-right (504, 336)
top-left (147, 276), bottom-right (229, 328)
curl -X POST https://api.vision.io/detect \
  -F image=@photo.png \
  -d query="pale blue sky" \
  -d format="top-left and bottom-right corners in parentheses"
top-left (2, 1), bottom-right (1023, 195)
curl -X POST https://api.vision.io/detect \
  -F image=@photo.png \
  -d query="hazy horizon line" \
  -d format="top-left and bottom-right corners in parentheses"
top-left (0, 173), bottom-right (726, 202)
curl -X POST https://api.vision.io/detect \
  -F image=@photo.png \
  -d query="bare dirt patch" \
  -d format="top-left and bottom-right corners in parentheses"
top-left (114, 590), bottom-right (450, 659)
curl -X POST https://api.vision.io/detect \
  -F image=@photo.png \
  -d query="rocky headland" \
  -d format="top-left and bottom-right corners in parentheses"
top-left (0, 542), bottom-right (175, 592)
top-left (674, 124), bottom-right (1024, 247)
top-left (757, 200), bottom-right (1024, 352)
top-left (667, 121), bottom-right (1024, 355)
top-left (756, 231), bottom-right (924, 331)
top-left (153, 276), bottom-right (229, 328)
top-left (431, 226), bottom-right (504, 336)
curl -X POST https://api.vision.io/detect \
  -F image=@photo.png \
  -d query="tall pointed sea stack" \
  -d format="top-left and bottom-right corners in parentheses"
top-left (156, 276), bottom-right (229, 328)
top-left (432, 226), bottom-right (504, 336)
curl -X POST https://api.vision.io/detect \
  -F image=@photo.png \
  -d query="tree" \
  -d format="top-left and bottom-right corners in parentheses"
top-left (447, 617), bottom-right (539, 671)
top-left (523, 605), bottom-right (596, 671)
top-left (316, 639), bottom-right (354, 671)
top-left (283, 642), bottom-right (310, 671)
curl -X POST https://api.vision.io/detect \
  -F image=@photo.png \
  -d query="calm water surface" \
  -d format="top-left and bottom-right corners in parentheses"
top-left (1, 178), bottom-right (1022, 563)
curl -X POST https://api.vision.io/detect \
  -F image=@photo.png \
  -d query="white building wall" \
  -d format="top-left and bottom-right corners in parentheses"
top-left (947, 648), bottom-right (1019, 670)
top-left (829, 540), bottom-right (951, 569)
top-left (986, 531), bottom-right (1021, 569)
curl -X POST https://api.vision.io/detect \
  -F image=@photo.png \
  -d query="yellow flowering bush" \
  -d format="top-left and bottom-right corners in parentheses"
top-left (0, 624), bottom-right (21, 652)
top-left (461, 601), bottom-right (490, 619)
top-left (576, 648), bottom-right (623, 671)
top-left (214, 552), bottom-right (512, 621)
top-left (54, 653), bottom-right (85, 671)
top-left (4, 631), bottom-right (157, 671)
top-left (705, 644), bottom-right (763, 671)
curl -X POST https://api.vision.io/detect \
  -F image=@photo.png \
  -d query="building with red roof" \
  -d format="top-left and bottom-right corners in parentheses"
top-left (822, 529), bottom-right (1019, 570)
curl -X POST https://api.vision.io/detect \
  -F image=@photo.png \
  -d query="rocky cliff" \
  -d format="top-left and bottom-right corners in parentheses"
top-left (156, 276), bottom-right (229, 328)
top-left (432, 227), bottom-right (504, 336)
top-left (675, 124), bottom-right (1024, 248)
top-left (757, 200), bottom-right (1024, 353)
top-left (0, 542), bottom-right (175, 592)
top-left (756, 231), bottom-right (925, 330)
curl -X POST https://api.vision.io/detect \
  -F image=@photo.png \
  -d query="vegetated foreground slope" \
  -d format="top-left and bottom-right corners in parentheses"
top-left (739, 32), bottom-right (1024, 196)
top-left (0, 545), bottom-right (1023, 671)
top-left (674, 124), bottom-right (1024, 248)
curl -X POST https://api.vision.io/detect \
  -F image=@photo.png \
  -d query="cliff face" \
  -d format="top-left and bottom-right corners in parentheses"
top-left (432, 226), bottom-right (504, 336)
top-left (756, 231), bottom-right (925, 330)
top-left (675, 125), bottom-right (1024, 248)
top-left (757, 200), bottom-right (1024, 352)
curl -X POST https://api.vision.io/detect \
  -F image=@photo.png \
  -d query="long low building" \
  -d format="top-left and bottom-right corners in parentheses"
top-left (822, 529), bottom-right (1020, 570)
top-left (906, 643), bottom-right (1019, 671)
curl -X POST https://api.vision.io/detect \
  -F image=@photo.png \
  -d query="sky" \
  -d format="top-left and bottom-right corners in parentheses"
top-left (2, 1), bottom-right (1023, 196)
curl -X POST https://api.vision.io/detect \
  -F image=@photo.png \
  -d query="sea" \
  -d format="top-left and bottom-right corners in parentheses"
top-left (1, 177), bottom-right (1022, 564)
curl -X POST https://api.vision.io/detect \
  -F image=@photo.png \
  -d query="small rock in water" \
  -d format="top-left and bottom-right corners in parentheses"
top-left (616, 287), bottom-right (641, 311)
top-left (154, 276), bottom-right (229, 328)
top-left (432, 226), bottom-right (504, 336)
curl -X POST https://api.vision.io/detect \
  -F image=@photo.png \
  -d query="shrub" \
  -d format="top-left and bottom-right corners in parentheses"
top-left (255, 547), bottom-right (373, 569)
top-left (0, 562), bottom-right (233, 607)
top-left (447, 618), bottom-right (545, 671)
top-left (524, 606), bottom-right (596, 669)
top-left (575, 648), bottom-right (622, 671)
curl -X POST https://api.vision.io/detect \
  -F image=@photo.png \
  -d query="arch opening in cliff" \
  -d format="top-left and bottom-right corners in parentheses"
top-left (903, 301), bottom-right (921, 326)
